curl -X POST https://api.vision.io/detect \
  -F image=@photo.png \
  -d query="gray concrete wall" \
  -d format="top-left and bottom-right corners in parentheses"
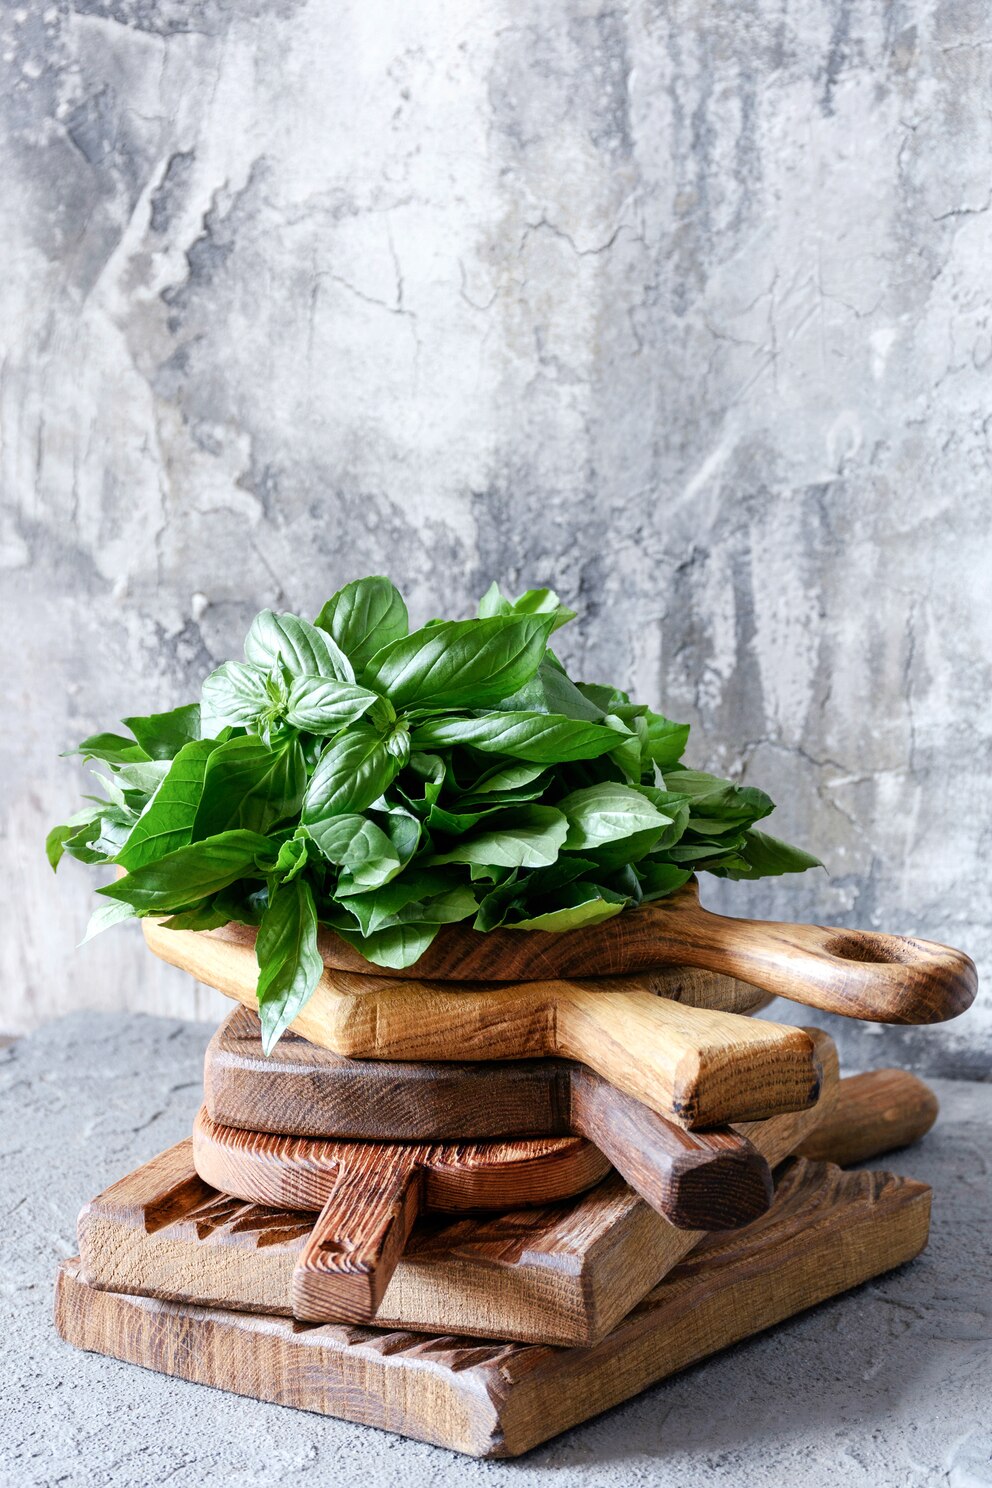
top-left (1, 0), bottom-right (989, 1073)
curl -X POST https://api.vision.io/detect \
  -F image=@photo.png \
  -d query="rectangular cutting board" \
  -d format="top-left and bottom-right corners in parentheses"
top-left (57, 1158), bottom-right (932, 1459)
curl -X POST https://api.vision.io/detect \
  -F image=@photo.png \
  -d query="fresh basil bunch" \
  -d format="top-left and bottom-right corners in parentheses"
top-left (49, 576), bottom-right (821, 1049)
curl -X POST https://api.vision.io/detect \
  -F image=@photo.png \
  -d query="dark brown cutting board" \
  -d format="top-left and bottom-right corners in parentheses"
top-left (200, 876), bottom-right (977, 1023)
top-left (191, 1109), bottom-right (611, 1323)
top-left (58, 1158), bottom-right (932, 1458)
top-left (204, 1007), bottom-right (775, 1231)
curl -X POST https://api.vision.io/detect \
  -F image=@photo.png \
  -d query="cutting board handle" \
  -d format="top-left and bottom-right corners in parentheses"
top-left (795, 1068), bottom-right (939, 1168)
top-left (567, 1067), bottom-right (774, 1229)
top-left (650, 896), bottom-right (977, 1024)
top-left (554, 988), bottom-right (822, 1130)
top-left (292, 1151), bottom-right (423, 1324)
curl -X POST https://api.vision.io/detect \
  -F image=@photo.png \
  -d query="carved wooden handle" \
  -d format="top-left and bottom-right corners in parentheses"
top-left (795, 1068), bottom-right (939, 1167)
top-left (647, 900), bottom-right (977, 1024)
top-left (292, 1152), bottom-right (423, 1324)
top-left (554, 988), bottom-right (822, 1129)
top-left (568, 1067), bottom-right (774, 1229)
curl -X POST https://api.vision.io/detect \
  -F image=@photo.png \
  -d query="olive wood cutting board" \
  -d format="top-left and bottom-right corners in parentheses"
top-left (77, 1052), bottom-right (939, 1347)
top-left (143, 919), bottom-right (822, 1129)
top-left (191, 1112), bottom-right (610, 1322)
top-left (182, 876), bottom-right (976, 1023)
top-left (113, 1028), bottom-right (838, 1330)
top-left (204, 1007), bottom-right (776, 1232)
top-left (57, 1157), bottom-right (932, 1458)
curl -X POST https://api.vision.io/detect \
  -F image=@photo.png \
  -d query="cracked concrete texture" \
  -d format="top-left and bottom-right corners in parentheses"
top-left (1, 2), bottom-right (990, 1072)
top-left (2, 1011), bottom-right (990, 1485)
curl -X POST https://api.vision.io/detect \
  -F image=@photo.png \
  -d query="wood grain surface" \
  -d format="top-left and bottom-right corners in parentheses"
top-left (59, 1158), bottom-right (932, 1458)
top-left (795, 1067), bottom-right (939, 1167)
top-left (192, 1109), bottom-right (610, 1322)
top-left (77, 1153), bottom-right (695, 1346)
top-left (78, 1029), bottom-right (841, 1341)
top-left (204, 1007), bottom-right (775, 1231)
top-left (144, 919), bottom-right (821, 1129)
top-left (184, 877), bottom-right (977, 1023)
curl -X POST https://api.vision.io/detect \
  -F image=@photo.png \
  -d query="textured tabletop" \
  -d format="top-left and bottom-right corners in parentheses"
top-left (2, 1011), bottom-right (990, 1488)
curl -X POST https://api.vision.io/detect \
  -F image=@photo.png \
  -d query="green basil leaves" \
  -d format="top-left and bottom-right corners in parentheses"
top-left (49, 575), bottom-right (822, 1048)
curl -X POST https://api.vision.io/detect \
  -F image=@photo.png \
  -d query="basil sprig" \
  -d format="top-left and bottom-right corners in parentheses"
top-left (50, 575), bottom-right (821, 1050)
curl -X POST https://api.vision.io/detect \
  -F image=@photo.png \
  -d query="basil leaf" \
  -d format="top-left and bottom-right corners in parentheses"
top-left (302, 725), bottom-right (401, 820)
top-left (330, 920), bottom-right (441, 970)
top-left (477, 583), bottom-right (576, 633)
top-left (497, 655), bottom-right (603, 720)
top-left (576, 682), bottom-right (630, 711)
top-left (306, 811), bottom-right (416, 896)
top-left (306, 813), bottom-right (374, 863)
top-left (99, 829), bottom-right (276, 911)
top-left (602, 716), bottom-right (643, 782)
top-left (193, 737), bottom-right (307, 839)
top-left (349, 885), bottom-right (479, 936)
top-left (113, 760), bottom-right (172, 800)
top-left (708, 828), bottom-right (823, 880)
top-left (505, 883), bottom-right (628, 932)
top-left (121, 704), bottom-right (201, 760)
top-left (283, 677), bottom-right (380, 734)
top-left (316, 576), bottom-right (409, 669)
top-left (256, 877), bottom-right (324, 1053)
top-left (80, 899), bottom-right (138, 943)
top-left (70, 732), bottom-right (151, 765)
top-left (583, 823), bottom-right (671, 872)
top-left (471, 855), bottom-right (597, 932)
top-left (411, 712), bottom-right (619, 764)
top-left (52, 574), bottom-right (823, 1011)
top-left (245, 610), bottom-right (355, 683)
top-left (642, 710), bottom-right (690, 771)
top-left (429, 805), bottom-right (568, 869)
top-left (463, 761), bottom-right (548, 796)
top-left (559, 782), bottom-right (673, 850)
top-left (201, 661), bottom-right (270, 730)
top-left (340, 868), bottom-right (465, 934)
top-left (46, 807), bottom-right (103, 870)
top-left (363, 614), bottom-right (553, 711)
top-left (57, 806), bottom-right (135, 865)
top-left (271, 831), bottom-right (314, 885)
top-left (636, 861), bottom-right (693, 901)
top-left (661, 768), bottom-right (774, 828)
top-left (159, 898), bottom-right (234, 930)
top-left (117, 738), bottom-right (223, 870)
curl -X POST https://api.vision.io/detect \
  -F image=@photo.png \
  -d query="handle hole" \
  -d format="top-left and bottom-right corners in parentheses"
top-left (823, 931), bottom-right (906, 965)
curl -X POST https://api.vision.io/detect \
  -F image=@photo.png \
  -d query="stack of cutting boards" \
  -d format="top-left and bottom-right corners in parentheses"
top-left (56, 886), bottom-right (975, 1458)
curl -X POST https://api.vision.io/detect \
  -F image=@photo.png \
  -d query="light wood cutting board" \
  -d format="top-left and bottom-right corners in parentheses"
top-left (144, 919), bottom-right (822, 1130)
top-left (201, 876), bottom-right (977, 1023)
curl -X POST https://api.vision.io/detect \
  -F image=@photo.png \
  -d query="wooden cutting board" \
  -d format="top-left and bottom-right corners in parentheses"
top-left (144, 919), bottom-right (822, 1130)
top-left (204, 1007), bottom-right (776, 1232)
top-left (77, 1156), bottom-right (701, 1347)
top-left (81, 1028), bottom-right (839, 1336)
top-left (195, 876), bottom-right (977, 1023)
top-left (57, 1158), bottom-right (933, 1458)
top-left (192, 1111), bottom-right (610, 1322)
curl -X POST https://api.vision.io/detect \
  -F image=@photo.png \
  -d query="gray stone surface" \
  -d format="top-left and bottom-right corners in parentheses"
top-left (1, 3), bottom-right (991, 1073)
top-left (2, 1011), bottom-right (990, 1486)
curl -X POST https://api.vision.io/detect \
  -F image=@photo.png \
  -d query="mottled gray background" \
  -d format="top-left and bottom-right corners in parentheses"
top-left (1, 0), bottom-right (989, 1073)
